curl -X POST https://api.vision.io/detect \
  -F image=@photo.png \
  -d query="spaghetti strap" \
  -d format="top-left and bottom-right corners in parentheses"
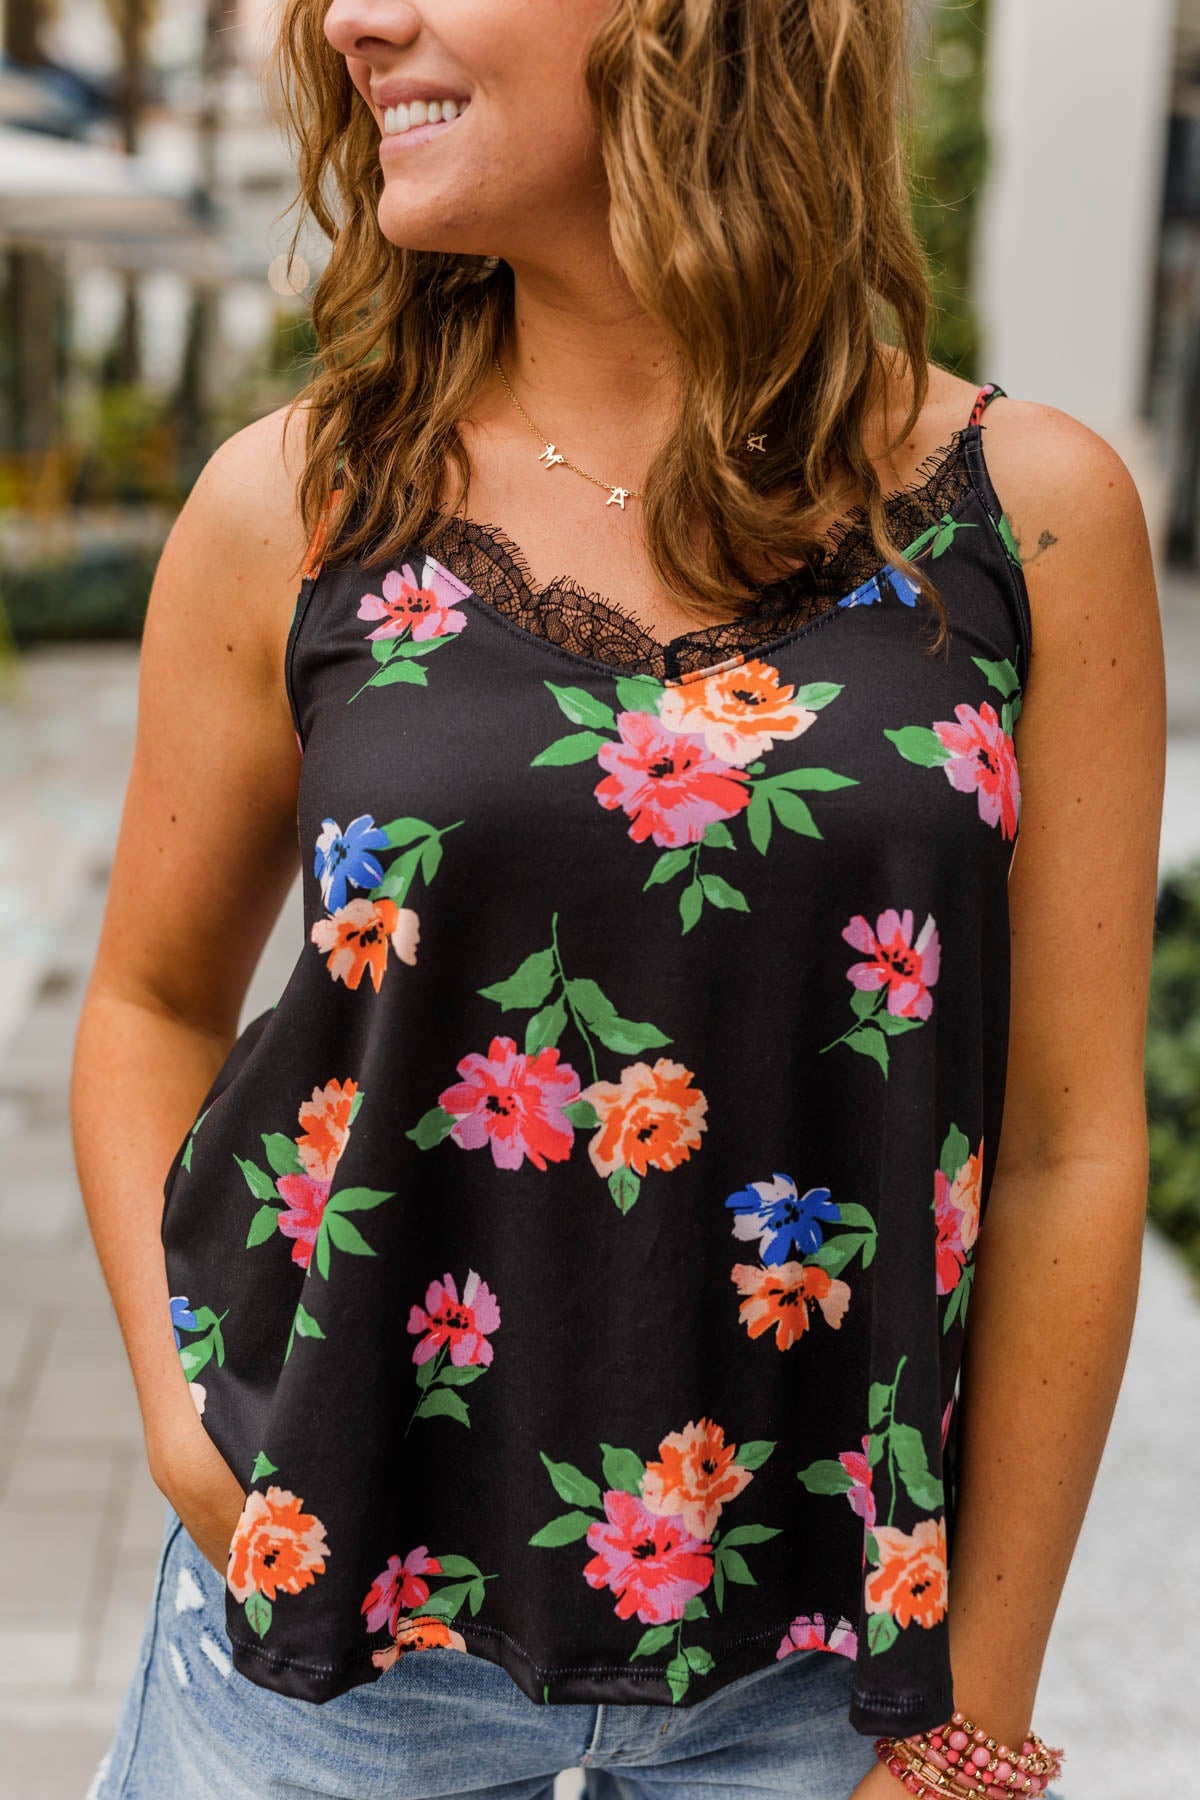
top-left (299, 446), bottom-right (348, 583)
top-left (968, 382), bottom-right (1007, 429)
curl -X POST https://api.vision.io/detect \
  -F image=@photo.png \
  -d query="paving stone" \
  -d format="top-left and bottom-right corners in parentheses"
top-left (1, 1443), bottom-right (113, 1510)
top-left (0, 1621), bottom-right (87, 1689)
top-left (23, 1324), bottom-right (143, 1450)
top-left (0, 1726), bottom-right (117, 1800)
top-left (0, 1484), bottom-right (113, 1617)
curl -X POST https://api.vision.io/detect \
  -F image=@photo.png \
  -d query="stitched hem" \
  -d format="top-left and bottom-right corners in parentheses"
top-left (222, 1607), bottom-right (833, 1684)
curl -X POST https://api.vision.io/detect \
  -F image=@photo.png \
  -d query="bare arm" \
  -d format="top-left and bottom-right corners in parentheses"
top-left (850, 409), bottom-right (1165, 1800)
top-left (70, 403), bottom-right (314, 1570)
top-left (940, 409), bottom-right (1165, 1751)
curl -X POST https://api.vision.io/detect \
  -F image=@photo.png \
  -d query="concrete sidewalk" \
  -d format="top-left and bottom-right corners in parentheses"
top-left (0, 598), bottom-right (1197, 1795)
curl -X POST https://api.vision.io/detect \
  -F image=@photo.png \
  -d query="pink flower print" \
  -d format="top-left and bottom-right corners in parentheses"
top-left (438, 1034), bottom-right (581, 1171)
top-left (934, 1139), bottom-right (983, 1292)
top-left (583, 1488), bottom-right (713, 1624)
top-left (842, 907), bottom-right (941, 1020)
top-left (408, 1270), bottom-right (501, 1368)
top-left (274, 1172), bottom-right (331, 1269)
top-left (357, 558), bottom-right (470, 642)
top-left (941, 1395), bottom-right (955, 1450)
top-left (360, 1546), bottom-right (444, 1636)
top-left (593, 709), bottom-right (751, 848)
top-left (933, 701), bottom-right (1020, 839)
top-left (777, 1612), bottom-right (858, 1661)
top-left (839, 1435), bottom-right (876, 1528)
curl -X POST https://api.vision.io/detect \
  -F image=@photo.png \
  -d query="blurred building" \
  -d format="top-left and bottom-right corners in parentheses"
top-left (978, 0), bottom-right (1200, 570)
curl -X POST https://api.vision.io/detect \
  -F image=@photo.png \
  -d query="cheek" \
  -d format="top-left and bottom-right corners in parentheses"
top-left (374, 102), bottom-right (606, 251)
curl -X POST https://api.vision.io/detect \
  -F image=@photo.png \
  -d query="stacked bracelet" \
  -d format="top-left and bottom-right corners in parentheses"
top-left (873, 1709), bottom-right (1065, 1798)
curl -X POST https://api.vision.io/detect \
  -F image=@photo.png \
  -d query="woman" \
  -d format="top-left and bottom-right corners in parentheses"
top-left (77, 2), bottom-right (1163, 1797)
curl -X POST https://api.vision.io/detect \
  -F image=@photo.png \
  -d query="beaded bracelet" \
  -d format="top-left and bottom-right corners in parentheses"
top-left (873, 1709), bottom-right (1065, 1798)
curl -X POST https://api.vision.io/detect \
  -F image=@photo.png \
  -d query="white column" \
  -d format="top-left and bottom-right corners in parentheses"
top-left (975, 0), bottom-right (1176, 528)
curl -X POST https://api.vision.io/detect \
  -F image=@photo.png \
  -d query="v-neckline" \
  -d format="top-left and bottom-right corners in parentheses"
top-left (417, 424), bottom-right (978, 683)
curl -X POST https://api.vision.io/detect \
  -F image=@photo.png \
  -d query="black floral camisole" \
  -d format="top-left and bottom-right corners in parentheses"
top-left (160, 382), bottom-right (1030, 1736)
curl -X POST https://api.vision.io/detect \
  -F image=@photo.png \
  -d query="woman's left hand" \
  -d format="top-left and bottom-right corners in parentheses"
top-left (848, 1756), bottom-right (906, 1799)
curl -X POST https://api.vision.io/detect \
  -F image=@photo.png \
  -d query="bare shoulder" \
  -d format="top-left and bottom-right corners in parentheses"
top-left (143, 400), bottom-right (314, 699)
top-left (169, 401), bottom-right (311, 598)
top-left (970, 397), bottom-right (1155, 644)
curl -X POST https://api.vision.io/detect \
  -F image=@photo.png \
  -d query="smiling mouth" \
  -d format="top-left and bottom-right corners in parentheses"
top-left (381, 98), bottom-right (470, 138)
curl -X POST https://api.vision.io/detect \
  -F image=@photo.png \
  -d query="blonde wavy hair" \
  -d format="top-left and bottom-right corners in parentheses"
top-left (272, 0), bottom-right (948, 646)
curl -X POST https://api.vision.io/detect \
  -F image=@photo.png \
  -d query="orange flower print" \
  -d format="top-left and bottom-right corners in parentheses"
top-left (938, 1138), bottom-right (982, 1255)
top-left (371, 1614), bottom-right (468, 1671)
top-left (657, 660), bottom-right (818, 766)
top-left (227, 1486), bottom-right (329, 1608)
top-left (295, 1078), bottom-right (359, 1182)
top-left (641, 1418), bottom-right (754, 1538)
top-left (310, 897), bottom-right (420, 992)
top-left (730, 1261), bottom-right (851, 1349)
top-left (864, 1516), bottom-right (948, 1630)
top-left (579, 1058), bottom-right (708, 1178)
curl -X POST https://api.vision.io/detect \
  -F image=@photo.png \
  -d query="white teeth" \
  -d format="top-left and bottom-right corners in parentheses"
top-left (382, 97), bottom-right (468, 136)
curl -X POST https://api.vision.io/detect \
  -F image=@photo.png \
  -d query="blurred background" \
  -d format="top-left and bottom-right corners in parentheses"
top-left (0, 1), bottom-right (1198, 1796)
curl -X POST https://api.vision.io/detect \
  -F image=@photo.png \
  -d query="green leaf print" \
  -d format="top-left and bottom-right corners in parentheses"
top-left (413, 1388), bottom-right (471, 1427)
top-left (532, 730), bottom-right (611, 767)
top-left (235, 1156), bottom-right (278, 1201)
top-left (867, 1612), bottom-right (899, 1654)
top-left (600, 1444), bottom-right (647, 1492)
top-left (632, 1625), bottom-right (677, 1659)
top-left (529, 1511), bottom-right (598, 1548)
top-left (790, 681), bottom-right (843, 711)
top-left (972, 652), bottom-right (1021, 698)
top-left (883, 725), bottom-right (951, 768)
top-left (797, 1459), bottom-right (854, 1496)
top-left (609, 1167), bottom-right (641, 1213)
top-left (249, 1451), bottom-right (277, 1482)
top-left (538, 1451), bottom-right (604, 1513)
top-left (477, 947), bottom-right (556, 1009)
top-left (698, 873), bottom-right (750, 911)
top-left (730, 1441), bottom-right (775, 1472)
top-left (243, 1593), bottom-right (273, 1638)
top-left (525, 997), bottom-right (569, 1054)
top-left (891, 1423), bottom-right (944, 1511)
top-left (261, 1132), bottom-right (305, 1177)
top-left (405, 1105), bottom-right (457, 1149)
top-left (844, 1027), bottom-right (888, 1073)
top-left (245, 1203), bottom-right (281, 1248)
top-left (995, 511), bottom-right (1023, 569)
top-left (614, 675), bottom-right (663, 715)
top-left (323, 1213), bottom-right (376, 1256)
top-left (544, 683), bottom-right (619, 730)
top-left (939, 1124), bottom-right (971, 1182)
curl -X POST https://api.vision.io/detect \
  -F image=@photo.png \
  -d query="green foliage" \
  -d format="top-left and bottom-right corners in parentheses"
top-left (909, 0), bottom-right (990, 378)
top-left (1145, 860), bottom-right (1200, 1288)
top-left (0, 546), bottom-right (159, 645)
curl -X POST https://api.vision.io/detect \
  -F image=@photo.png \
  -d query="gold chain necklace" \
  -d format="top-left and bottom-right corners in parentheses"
top-left (492, 353), bottom-right (767, 512)
top-left (493, 354), bottom-right (641, 509)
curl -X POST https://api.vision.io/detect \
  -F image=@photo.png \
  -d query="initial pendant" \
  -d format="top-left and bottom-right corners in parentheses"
top-left (606, 486), bottom-right (630, 509)
top-left (538, 443), bottom-right (566, 469)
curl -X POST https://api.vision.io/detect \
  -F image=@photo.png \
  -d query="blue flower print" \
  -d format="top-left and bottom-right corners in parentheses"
top-left (313, 814), bottom-right (391, 912)
top-left (170, 1294), bottom-right (198, 1349)
top-left (837, 566), bottom-right (921, 609)
top-left (724, 1173), bottom-right (842, 1264)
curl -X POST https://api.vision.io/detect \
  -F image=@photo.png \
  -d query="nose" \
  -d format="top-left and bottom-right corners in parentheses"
top-left (323, 0), bottom-right (420, 61)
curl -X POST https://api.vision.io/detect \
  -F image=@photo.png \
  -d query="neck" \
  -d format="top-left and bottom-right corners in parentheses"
top-left (490, 254), bottom-right (683, 475)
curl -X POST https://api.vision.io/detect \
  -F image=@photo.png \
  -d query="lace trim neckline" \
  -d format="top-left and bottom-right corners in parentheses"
top-left (419, 424), bottom-right (976, 680)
